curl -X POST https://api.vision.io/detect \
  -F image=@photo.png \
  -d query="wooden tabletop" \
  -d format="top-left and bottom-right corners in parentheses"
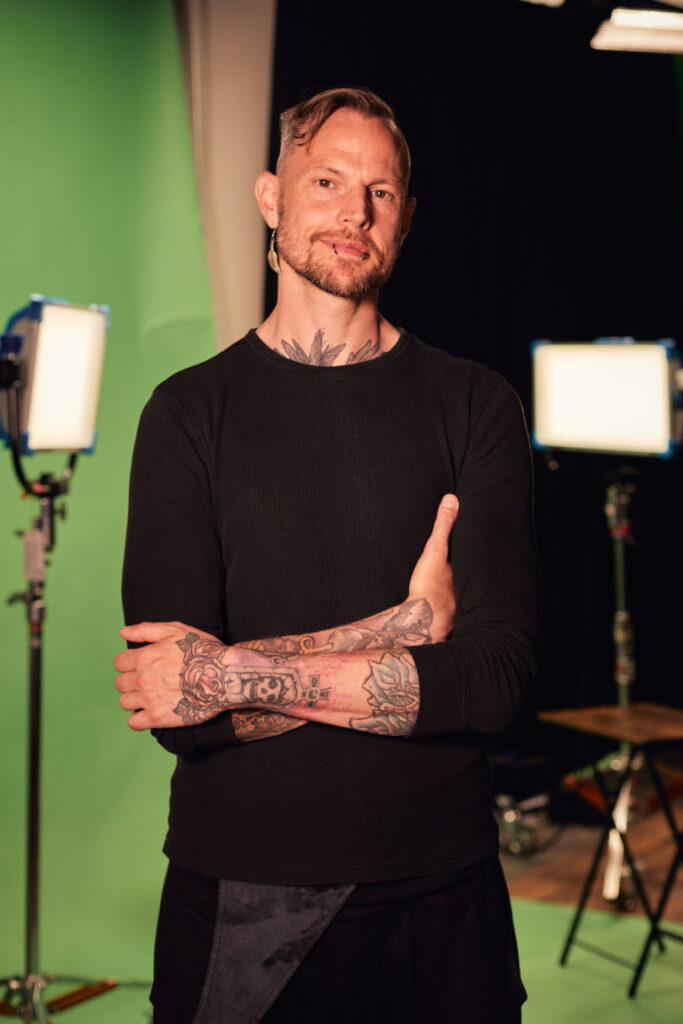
top-left (538, 702), bottom-right (683, 745)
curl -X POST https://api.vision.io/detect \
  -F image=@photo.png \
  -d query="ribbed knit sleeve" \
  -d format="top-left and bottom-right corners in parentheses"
top-left (121, 384), bottom-right (239, 753)
top-left (410, 376), bottom-right (540, 738)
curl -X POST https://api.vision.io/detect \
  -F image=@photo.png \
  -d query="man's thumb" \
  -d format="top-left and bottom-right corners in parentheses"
top-left (427, 494), bottom-right (459, 552)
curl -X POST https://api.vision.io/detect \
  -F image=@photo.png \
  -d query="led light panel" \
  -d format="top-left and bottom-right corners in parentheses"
top-left (24, 303), bottom-right (106, 451)
top-left (532, 341), bottom-right (679, 457)
top-left (1, 298), bottom-right (108, 453)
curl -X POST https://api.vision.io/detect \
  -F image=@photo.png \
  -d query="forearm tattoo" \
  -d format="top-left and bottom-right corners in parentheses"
top-left (173, 632), bottom-right (329, 725)
top-left (228, 599), bottom-right (431, 741)
top-left (350, 652), bottom-right (419, 736)
top-left (173, 634), bottom-right (419, 737)
top-left (232, 709), bottom-right (306, 741)
top-left (240, 598), bottom-right (433, 663)
top-left (279, 328), bottom-right (380, 367)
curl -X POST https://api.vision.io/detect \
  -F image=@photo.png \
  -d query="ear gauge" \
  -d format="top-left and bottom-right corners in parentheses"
top-left (267, 229), bottom-right (280, 274)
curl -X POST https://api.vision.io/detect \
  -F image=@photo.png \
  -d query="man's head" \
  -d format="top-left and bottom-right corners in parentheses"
top-left (276, 87), bottom-right (411, 192)
top-left (255, 87), bottom-right (415, 301)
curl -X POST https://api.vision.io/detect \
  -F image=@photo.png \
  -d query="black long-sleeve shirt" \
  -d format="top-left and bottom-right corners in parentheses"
top-left (122, 329), bottom-right (540, 884)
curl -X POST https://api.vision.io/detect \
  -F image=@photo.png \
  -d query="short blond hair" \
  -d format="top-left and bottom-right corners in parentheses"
top-left (277, 87), bottom-right (411, 188)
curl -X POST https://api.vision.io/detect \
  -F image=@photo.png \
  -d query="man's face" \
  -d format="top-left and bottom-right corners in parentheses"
top-left (275, 110), bottom-right (413, 300)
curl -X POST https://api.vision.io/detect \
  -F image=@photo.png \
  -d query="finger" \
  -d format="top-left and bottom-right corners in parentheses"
top-left (127, 709), bottom-right (151, 731)
top-left (119, 690), bottom-right (143, 710)
top-left (423, 494), bottom-right (459, 557)
top-left (127, 707), bottom-right (182, 731)
top-left (114, 648), bottom-right (140, 673)
top-left (114, 641), bottom-right (164, 672)
top-left (115, 671), bottom-right (138, 692)
top-left (120, 621), bottom-right (183, 644)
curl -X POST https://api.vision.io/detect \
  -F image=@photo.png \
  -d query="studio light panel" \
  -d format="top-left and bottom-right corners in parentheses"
top-left (1, 298), bottom-right (108, 454)
top-left (532, 341), bottom-right (680, 457)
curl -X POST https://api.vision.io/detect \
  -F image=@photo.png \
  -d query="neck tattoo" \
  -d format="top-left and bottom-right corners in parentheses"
top-left (279, 322), bottom-right (382, 367)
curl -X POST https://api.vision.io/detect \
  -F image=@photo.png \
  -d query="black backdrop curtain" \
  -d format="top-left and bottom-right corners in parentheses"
top-left (266, 0), bottom-right (683, 771)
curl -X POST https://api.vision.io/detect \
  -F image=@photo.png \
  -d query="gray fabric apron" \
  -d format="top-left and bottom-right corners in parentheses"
top-left (192, 880), bottom-right (355, 1023)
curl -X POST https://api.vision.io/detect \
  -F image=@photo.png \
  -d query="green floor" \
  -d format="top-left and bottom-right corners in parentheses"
top-left (2, 899), bottom-right (681, 1021)
top-left (516, 901), bottom-right (683, 1023)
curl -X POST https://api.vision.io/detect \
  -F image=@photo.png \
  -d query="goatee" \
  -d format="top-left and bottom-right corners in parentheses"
top-left (277, 229), bottom-right (400, 300)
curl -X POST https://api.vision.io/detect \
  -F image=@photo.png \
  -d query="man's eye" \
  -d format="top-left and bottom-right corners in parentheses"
top-left (372, 189), bottom-right (393, 201)
top-left (316, 179), bottom-right (334, 189)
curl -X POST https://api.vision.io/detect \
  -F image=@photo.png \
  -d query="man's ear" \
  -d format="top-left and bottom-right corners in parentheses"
top-left (254, 171), bottom-right (281, 229)
top-left (400, 196), bottom-right (417, 244)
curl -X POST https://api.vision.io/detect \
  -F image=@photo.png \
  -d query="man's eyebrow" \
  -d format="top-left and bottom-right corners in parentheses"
top-left (308, 164), bottom-right (343, 177)
top-left (308, 163), bottom-right (403, 188)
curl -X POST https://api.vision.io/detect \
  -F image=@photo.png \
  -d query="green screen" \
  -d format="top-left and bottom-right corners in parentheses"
top-left (0, 0), bottom-right (215, 988)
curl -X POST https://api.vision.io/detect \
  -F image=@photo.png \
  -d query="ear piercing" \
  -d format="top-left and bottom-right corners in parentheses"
top-left (268, 230), bottom-right (280, 274)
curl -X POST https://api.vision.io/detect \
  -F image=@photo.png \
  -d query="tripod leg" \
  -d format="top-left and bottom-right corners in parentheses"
top-left (0, 976), bottom-right (51, 1023)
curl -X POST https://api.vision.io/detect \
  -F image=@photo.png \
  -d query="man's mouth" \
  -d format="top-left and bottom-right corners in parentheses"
top-left (321, 238), bottom-right (371, 261)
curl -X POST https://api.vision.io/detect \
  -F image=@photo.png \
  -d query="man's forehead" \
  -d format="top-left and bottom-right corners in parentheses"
top-left (286, 109), bottom-right (406, 184)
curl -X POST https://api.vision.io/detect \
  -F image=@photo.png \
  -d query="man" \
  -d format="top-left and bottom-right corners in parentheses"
top-left (115, 87), bottom-right (540, 1023)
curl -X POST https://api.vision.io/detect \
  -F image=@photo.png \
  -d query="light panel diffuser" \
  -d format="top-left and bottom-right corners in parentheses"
top-left (532, 341), bottom-right (679, 457)
top-left (25, 303), bottom-right (107, 451)
top-left (1, 298), bottom-right (108, 454)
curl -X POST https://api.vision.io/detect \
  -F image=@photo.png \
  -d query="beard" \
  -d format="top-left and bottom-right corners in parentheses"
top-left (276, 219), bottom-right (401, 300)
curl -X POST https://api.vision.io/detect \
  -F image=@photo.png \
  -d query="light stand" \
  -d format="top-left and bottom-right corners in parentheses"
top-left (0, 299), bottom-right (145, 1021)
top-left (601, 475), bottom-right (638, 904)
top-left (0, 460), bottom-right (117, 1021)
top-left (605, 479), bottom-right (636, 712)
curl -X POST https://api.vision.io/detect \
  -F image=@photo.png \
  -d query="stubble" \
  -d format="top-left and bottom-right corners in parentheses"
top-left (276, 212), bottom-right (401, 300)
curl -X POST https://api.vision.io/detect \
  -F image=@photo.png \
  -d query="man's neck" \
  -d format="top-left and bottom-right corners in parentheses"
top-left (257, 275), bottom-right (400, 367)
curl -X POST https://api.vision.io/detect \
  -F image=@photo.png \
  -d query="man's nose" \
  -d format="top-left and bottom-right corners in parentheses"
top-left (338, 186), bottom-right (371, 229)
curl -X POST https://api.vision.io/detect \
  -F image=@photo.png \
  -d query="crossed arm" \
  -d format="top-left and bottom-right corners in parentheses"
top-left (115, 494), bottom-right (458, 740)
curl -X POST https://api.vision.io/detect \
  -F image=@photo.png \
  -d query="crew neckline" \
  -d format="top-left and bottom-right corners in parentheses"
top-left (246, 328), bottom-right (411, 376)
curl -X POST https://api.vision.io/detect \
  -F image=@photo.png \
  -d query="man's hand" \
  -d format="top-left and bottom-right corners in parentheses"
top-left (407, 493), bottom-right (458, 642)
top-left (115, 621), bottom-right (233, 731)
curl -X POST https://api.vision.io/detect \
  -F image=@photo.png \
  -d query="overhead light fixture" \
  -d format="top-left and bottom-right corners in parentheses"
top-left (531, 339), bottom-right (683, 458)
top-left (592, 7), bottom-right (683, 53)
top-left (518, 0), bottom-right (566, 7)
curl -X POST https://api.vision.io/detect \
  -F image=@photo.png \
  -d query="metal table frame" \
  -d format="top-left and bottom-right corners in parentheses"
top-left (539, 702), bottom-right (683, 997)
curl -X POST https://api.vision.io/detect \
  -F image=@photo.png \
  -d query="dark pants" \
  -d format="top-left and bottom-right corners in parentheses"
top-left (152, 857), bottom-right (525, 1023)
